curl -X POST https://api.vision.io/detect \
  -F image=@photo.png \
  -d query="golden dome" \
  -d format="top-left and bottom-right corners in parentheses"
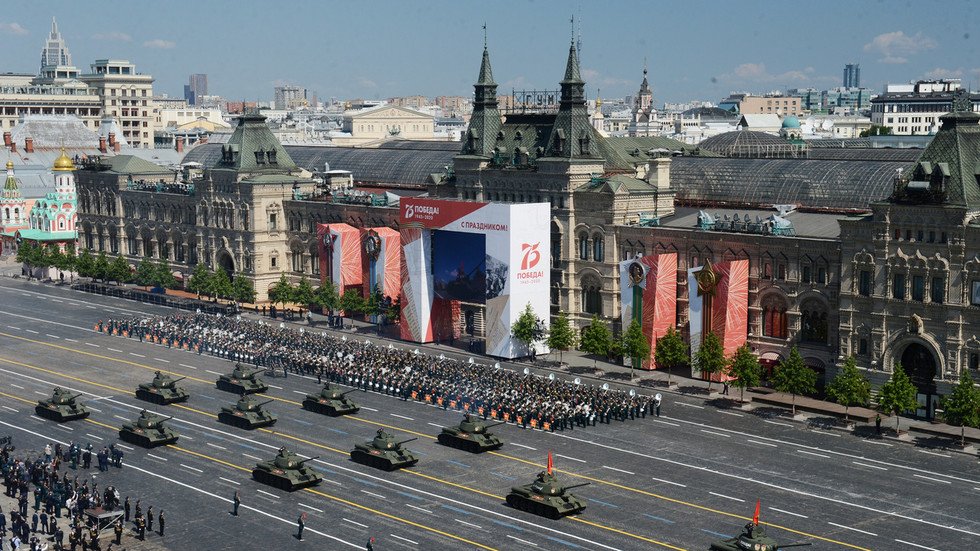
top-left (5, 160), bottom-right (12, 170)
top-left (53, 147), bottom-right (75, 171)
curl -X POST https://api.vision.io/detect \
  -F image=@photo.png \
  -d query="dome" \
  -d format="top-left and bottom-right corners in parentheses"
top-left (5, 160), bottom-right (13, 170)
top-left (781, 116), bottom-right (801, 129)
top-left (699, 130), bottom-right (805, 159)
top-left (52, 147), bottom-right (75, 171)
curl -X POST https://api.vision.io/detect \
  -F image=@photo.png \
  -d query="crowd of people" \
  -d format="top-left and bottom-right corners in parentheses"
top-left (103, 313), bottom-right (657, 431)
top-left (1, 439), bottom-right (159, 551)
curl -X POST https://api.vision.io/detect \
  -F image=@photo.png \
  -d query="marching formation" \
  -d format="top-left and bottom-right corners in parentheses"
top-left (102, 313), bottom-right (656, 431)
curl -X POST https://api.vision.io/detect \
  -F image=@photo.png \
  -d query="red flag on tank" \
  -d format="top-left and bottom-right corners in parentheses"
top-left (753, 499), bottom-right (761, 525)
top-left (547, 451), bottom-right (553, 475)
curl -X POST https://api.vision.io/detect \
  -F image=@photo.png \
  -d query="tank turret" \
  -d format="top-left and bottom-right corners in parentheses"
top-left (350, 429), bottom-right (419, 471)
top-left (218, 394), bottom-right (277, 429)
top-left (216, 363), bottom-right (269, 394)
top-left (36, 387), bottom-right (90, 422)
top-left (119, 410), bottom-right (179, 448)
top-left (506, 456), bottom-right (588, 519)
top-left (137, 371), bottom-right (190, 405)
top-left (252, 447), bottom-right (323, 491)
top-left (709, 503), bottom-right (812, 551)
top-left (438, 414), bottom-right (505, 453)
top-left (302, 383), bottom-right (360, 416)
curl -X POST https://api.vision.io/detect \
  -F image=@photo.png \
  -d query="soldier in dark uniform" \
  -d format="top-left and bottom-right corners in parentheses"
top-left (113, 518), bottom-right (122, 544)
top-left (296, 512), bottom-right (305, 541)
top-left (123, 497), bottom-right (130, 522)
top-left (232, 491), bottom-right (240, 516)
top-left (158, 510), bottom-right (164, 536)
top-left (146, 506), bottom-right (153, 532)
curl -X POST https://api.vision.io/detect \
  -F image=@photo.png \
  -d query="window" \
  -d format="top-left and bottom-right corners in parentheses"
top-left (911, 275), bottom-right (924, 302)
top-left (859, 338), bottom-right (869, 356)
top-left (582, 279), bottom-right (602, 315)
top-left (592, 235), bottom-right (604, 263)
top-left (971, 281), bottom-right (980, 306)
top-left (817, 267), bottom-right (827, 284)
top-left (764, 262), bottom-right (772, 279)
top-left (270, 256), bottom-right (278, 269)
top-left (893, 273), bottom-right (906, 300)
top-left (971, 353), bottom-right (979, 371)
top-left (777, 263), bottom-right (786, 280)
top-left (801, 265), bottom-right (811, 283)
top-left (291, 252), bottom-right (303, 272)
top-left (859, 270), bottom-right (872, 296)
top-left (930, 277), bottom-right (944, 303)
top-left (578, 233), bottom-right (589, 261)
top-left (268, 213), bottom-right (277, 231)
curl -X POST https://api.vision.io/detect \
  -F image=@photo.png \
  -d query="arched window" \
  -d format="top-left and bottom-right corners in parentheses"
top-left (579, 232), bottom-right (589, 261)
top-left (592, 235), bottom-right (604, 262)
top-left (800, 298), bottom-right (829, 344)
top-left (762, 294), bottom-right (788, 339)
top-left (582, 275), bottom-right (602, 315)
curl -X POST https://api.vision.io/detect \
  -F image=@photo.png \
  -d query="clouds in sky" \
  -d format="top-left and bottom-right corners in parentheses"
top-left (143, 39), bottom-right (175, 49)
top-left (0, 22), bottom-right (28, 35)
top-left (720, 63), bottom-right (832, 86)
top-left (93, 31), bottom-right (132, 42)
top-left (864, 31), bottom-right (937, 64)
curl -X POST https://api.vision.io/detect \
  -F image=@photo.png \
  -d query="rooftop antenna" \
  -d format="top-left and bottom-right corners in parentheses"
top-left (482, 22), bottom-right (487, 49)
top-left (576, 4), bottom-right (582, 56)
top-left (570, 14), bottom-right (575, 45)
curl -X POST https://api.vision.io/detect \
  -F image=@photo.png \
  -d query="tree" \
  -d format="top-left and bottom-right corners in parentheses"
top-left (188, 263), bottom-right (212, 299)
top-left (728, 344), bottom-right (762, 403)
top-left (43, 243), bottom-right (63, 271)
top-left (655, 326), bottom-right (689, 388)
top-left (16, 241), bottom-right (44, 277)
top-left (579, 315), bottom-right (612, 368)
top-left (859, 124), bottom-right (893, 137)
top-left (58, 243), bottom-right (77, 282)
top-left (772, 347), bottom-right (817, 415)
top-left (133, 257), bottom-right (157, 288)
top-left (314, 280), bottom-right (339, 314)
top-left (877, 362), bottom-right (919, 432)
top-left (231, 275), bottom-right (256, 305)
top-left (620, 319), bottom-right (650, 379)
top-left (941, 370), bottom-right (980, 446)
top-left (92, 252), bottom-right (111, 283)
top-left (695, 331), bottom-right (726, 392)
top-left (826, 356), bottom-right (871, 423)
top-left (75, 249), bottom-right (95, 279)
top-left (511, 303), bottom-right (547, 359)
top-left (107, 255), bottom-right (132, 285)
top-left (292, 276), bottom-right (316, 309)
top-left (268, 274), bottom-right (294, 308)
top-left (547, 313), bottom-right (577, 363)
top-left (154, 259), bottom-right (178, 290)
top-left (207, 269), bottom-right (232, 300)
top-left (338, 289), bottom-right (365, 318)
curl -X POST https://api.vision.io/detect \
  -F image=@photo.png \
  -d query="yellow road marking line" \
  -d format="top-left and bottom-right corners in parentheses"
top-left (570, 517), bottom-right (687, 550)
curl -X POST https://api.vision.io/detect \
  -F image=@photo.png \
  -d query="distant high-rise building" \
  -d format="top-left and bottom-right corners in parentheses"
top-left (184, 74), bottom-right (208, 106)
top-left (274, 85), bottom-right (306, 109)
top-left (36, 17), bottom-right (79, 84)
top-left (843, 63), bottom-right (860, 89)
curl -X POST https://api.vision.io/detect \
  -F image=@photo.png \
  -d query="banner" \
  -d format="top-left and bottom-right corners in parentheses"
top-left (688, 259), bottom-right (749, 380)
top-left (620, 253), bottom-right (677, 370)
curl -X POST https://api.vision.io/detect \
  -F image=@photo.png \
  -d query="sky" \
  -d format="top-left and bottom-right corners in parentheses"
top-left (1, 0), bottom-right (978, 105)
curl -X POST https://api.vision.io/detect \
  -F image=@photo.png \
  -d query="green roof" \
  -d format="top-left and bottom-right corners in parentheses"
top-left (217, 112), bottom-right (297, 173)
top-left (905, 102), bottom-right (980, 209)
top-left (12, 229), bottom-right (76, 241)
top-left (100, 155), bottom-right (171, 175)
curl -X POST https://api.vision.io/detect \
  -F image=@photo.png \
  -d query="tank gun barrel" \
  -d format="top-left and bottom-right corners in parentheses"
top-left (341, 389), bottom-right (359, 396)
top-left (486, 421), bottom-right (506, 429)
top-left (777, 544), bottom-right (813, 548)
top-left (297, 456), bottom-right (320, 465)
top-left (563, 482), bottom-right (591, 490)
top-left (172, 376), bottom-right (187, 383)
top-left (69, 393), bottom-right (83, 400)
top-left (160, 415), bottom-right (174, 422)
top-left (257, 399), bottom-right (274, 407)
top-left (396, 438), bottom-right (418, 446)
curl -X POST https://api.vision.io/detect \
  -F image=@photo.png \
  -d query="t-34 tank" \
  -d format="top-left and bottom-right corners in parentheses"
top-left (709, 503), bottom-right (811, 551)
top-left (507, 456), bottom-right (588, 520)
top-left (302, 383), bottom-right (360, 416)
top-left (218, 394), bottom-right (278, 429)
top-left (216, 363), bottom-right (269, 394)
top-left (350, 429), bottom-right (419, 471)
top-left (118, 410), bottom-right (179, 448)
top-left (437, 414), bottom-right (505, 453)
top-left (136, 371), bottom-right (190, 405)
top-left (35, 387), bottom-right (90, 422)
top-left (252, 447), bottom-right (322, 491)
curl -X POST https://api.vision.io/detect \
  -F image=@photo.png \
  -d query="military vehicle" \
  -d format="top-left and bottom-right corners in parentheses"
top-left (136, 371), bottom-right (190, 405)
top-left (252, 447), bottom-right (322, 491)
top-left (302, 383), bottom-right (360, 416)
top-left (437, 414), bottom-right (505, 453)
top-left (350, 429), bottom-right (419, 471)
top-left (218, 394), bottom-right (278, 429)
top-left (35, 387), bottom-right (90, 422)
top-left (118, 410), bottom-right (179, 448)
top-left (507, 456), bottom-right (589, 520)
top-left (709, 504), bottom-right (811, 551)
top-left (216, 363), bottom-right (269, 394)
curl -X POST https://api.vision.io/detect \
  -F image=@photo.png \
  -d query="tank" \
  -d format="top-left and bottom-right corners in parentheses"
top-left (218, 394), bottom-right (278, 429)
top-left (136, 371), bottom-right (190, 405)
top-left (302, 383), bottom-right (360, 416)
top-left (35, 387), bottom-right (90, 422)
top-left (437, 414), bottom-right (504, 453)
top-left (350, 429), bottom-right (419, 471)
top-left (216, 363), bottom-right (269, 394)
top-left (118, 410), bottom-right (179, 448)
top-left (506, 471), bottom-right (589, 520)
top-left (252, 447), bottom-right (322, 491)
top-left (709, 522), bottom-right (812, 551)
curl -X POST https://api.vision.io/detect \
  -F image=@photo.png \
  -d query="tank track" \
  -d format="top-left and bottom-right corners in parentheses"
top-left (506, 494), bottom-right (579, 520)
top-left (34, 406), bottom-right (89, 422)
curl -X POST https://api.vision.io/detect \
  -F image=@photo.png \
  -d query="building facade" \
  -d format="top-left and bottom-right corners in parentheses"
top-left (79, 60), bottom-right (155, 148)
top-left (870, 80), bottom-right (980, 136)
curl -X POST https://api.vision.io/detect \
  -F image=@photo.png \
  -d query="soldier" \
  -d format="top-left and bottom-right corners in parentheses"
top-left (81, 446), bottom-right (91, 470)
top-left (123, 497), bottom-right (129, 523)
top-left (137, 515), bottom-right (145, 540)
top-left (366, 536), bottom-right (375, 550)
top-left (113, 518), bottom-right (122, 544)
top-left (133, 500), bottom-right (141, 522)
top-left (157, 510), bottom-right (164, 536)
top-left (296, 512), bottom-right (306, 541)
top-left (146, 506), bottom-right (153, 532)
top-left (232, 491), bottom-right (240, 516)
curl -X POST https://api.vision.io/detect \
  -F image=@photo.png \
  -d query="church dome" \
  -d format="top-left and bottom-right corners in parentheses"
top-left (781, 116), bottom-right (801, 129)
top-left (699, 130), bottom-right (804, 159)
top-left (52, 147), bottom-right (75, 171)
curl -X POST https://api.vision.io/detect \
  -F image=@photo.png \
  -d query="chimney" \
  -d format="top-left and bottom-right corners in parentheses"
top-left (98, 136), bottom-right (107, 154)
top-left (113, 140), bottom-right (121, 153)
top-left (198, 134), bottom-right (208, 145)
top-left (25, 137), bottom-right (34, 154)
top-left (175, 137), bottom-right (184, 153)
top-left (108, 132), bottom-right (116, 148)
top-left (2, 132), bottom-right (10, 148)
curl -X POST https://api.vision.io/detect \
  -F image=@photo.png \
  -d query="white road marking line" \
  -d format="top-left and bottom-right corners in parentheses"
top-left (33, 390), bottom-right (48, 396)
top-left (207, 443), bottom-right (227, 451)
top-left (361, 406), bottom-right (378, 412)
top-left (242, 453), bottom-right (263, 461)
top-left (205, 370), bottom-right (223, 376)
top-left (894, 539), bottom-right (939, 551)
top-left (454, 519), bottom-right (482, 529)
top-left (602, 465), bottom-right (635, 475)
top-left (768, 507), bottom-right (808, 518)
top-left (360, 490), bottom-right (386, 499)
top-left (405, 503), bottom-right (432, 514)
top-left (24, 329), bottom-right (38, 334)
top-left (179, 364), bottom-right (198, 370)
top-left (10, 384), bottom-right (24, 389)
top-left (85, 343), bottom-right (100, 348)
top-left (796, 450), bottom-right (830, 459)
top-left (323, 479), bottom-right (342, 486)
top-left (678, 402), bottom-right (704, 409)
top-left (651, 419), bottom-right (679, 427)
top-left (45, 334), bottom-right (60, 339)
top-left (86, 407), bottom-right (102, 412)
top-left (1, 406), bottom-right (17, 412)
top-left (292, 390), bottom-right (307, 395)
top-left (298, 503), bottom-right (323, 513)
top-left (864, 440), bottom-right (893, 446)
top-left (554, 453), bottom-right (586, 463)
top-left (180, 464), bottom-right (204, 473)
top-left (506, 536), bottom-right (537, 547)
top-left (114, 443), bottom-right (133, 451)
top-left (113, 415), bottom-right (129, 421)
top-left (218, 477), bottom-right (240, 485)
top-left (51, 299), bottom-right (64, 303)
top-left (64, 338), bottom-right (78, 343)
top-left (256, 489), bottom-right (280, 499)
top-left (828, 522), bottom-right (877, 536)
top-left (818, 431), bottom-right (842, 437)
top-left (267, 384), bottom-right (283, 390)
top-left (129, 353), bottom-right (145, 358)
top-left (107, 348), bottom-right (122, 353)
top-left (427, 423), bottom-right (443, 428)
top-left (719, 410), bottom-right (743, 417)
top-left (86, 305), bottom-right (96, 309)
top-left (146, 453), bottom-right (168, 462)
top-left (701, 429), bottom-right (731, 438)
top-left (852, 461), bottom-right (888, 471)
top-left (155, 358), bottom-right (170, 363)
top-left (55, 425), bottom-right (74, 432)
top-left (650, 476), bottom-right (686, 488)
top-left (6, 326), bottom-right (21, 330)
top-left (343, 518), bottom-right (368, 528)
top-left (917, 449), bottom-right (951, 458)
top-left (85, 433), bottom-right (103, 441)
top-left (912, 474), bottom-right (952, 484)
top-left (764, 420), bottom-right (794, 427)
top-left (746, 439), bottom-right (778, 448)
top-left (390, 413), bottom-right (414, 421)
top-left (709, 491), bottom-right (744, 502)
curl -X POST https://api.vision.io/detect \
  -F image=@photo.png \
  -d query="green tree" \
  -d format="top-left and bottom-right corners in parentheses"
top-left (15, 241), bottom-right (44, 277)
top-left (292, 276), bottom-right (316, 309)
top-left (620, 319), bottom-right (650, 379)
top-left (859, 124), bottom-right (893, 137)
top-left (941, 370), bottom-right (980, 446)
top-left (384, 295), bottom-right (401, 324)
top-left (728, 344), bottom-right (762, 403)
top-left (268, 274), bottom-right (294, 308)
top-left (338, 288), bottom-right (365, 318)
top-left (546, 313), bottom-right (577, 363)
top-left (58, 243), bottom-right (77, 282)
top-left (231, 275), bottom-right (256, 305)
top-left (772, 346), bottom-right (817, 415)
top-left (154, 259), bottom-right (178, 290)
top-left (133, 257), bottom-right (157, 288)
top-left (92, 252), bottom-right (111, 282)
top-left (314, 280), bottom-right (339, 314)
top-left (826, 356), bottom-right (871, 422)
top-left (511, 303), bottom-right (547, 359)
top-left (877, 362), bottom-right (919, 432)
top-left (188, 263), bottom-right (212, 298)
top-left (208, 269), bottom-right (233, 300)
top-left (107, 255), bottom-right (132, 285)
top-left (655, 326), bottom-right (689, 388)
top-left (75, 249), bottom-right (95, 279)
top-left (43, 243), bottom-right (63, 271)
top-left (580, 315), bottom-right (612, 368)
top-left (695, 331), bottom-right (726, 392)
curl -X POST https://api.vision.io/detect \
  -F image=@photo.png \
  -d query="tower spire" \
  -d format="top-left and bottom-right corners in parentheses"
top-left (462, 35), bottom-right (501, 158)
